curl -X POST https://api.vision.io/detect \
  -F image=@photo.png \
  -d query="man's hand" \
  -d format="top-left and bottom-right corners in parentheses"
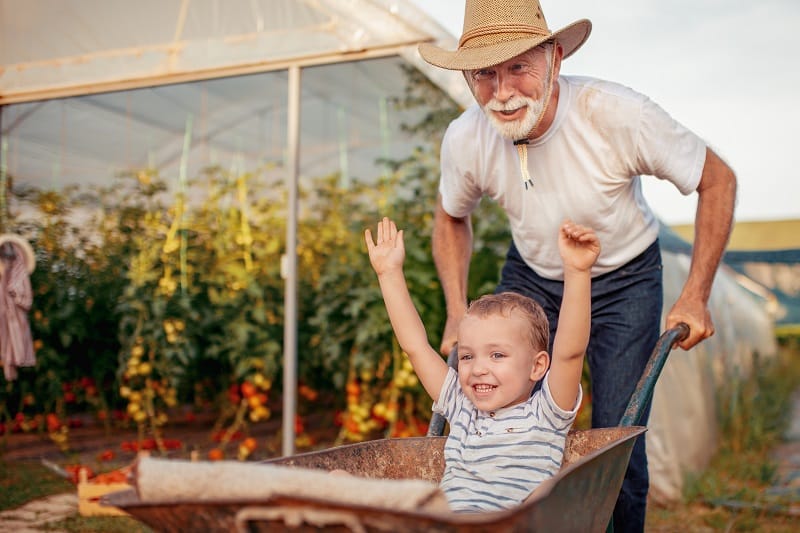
top-left (666, 296), bottom-right (713, 350)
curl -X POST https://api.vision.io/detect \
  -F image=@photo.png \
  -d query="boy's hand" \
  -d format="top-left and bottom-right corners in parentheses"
top-left (365, 217), bottom-right (405, 276)
top-left (559, 220), bottom-right (600, 273)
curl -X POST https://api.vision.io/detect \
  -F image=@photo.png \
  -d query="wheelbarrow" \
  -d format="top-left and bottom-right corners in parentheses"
top-left (103, 324), bottom-right (689, 532)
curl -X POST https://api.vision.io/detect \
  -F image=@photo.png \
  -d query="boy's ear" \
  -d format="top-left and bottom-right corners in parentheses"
top-left (530, 350), bottom-right (550, 382)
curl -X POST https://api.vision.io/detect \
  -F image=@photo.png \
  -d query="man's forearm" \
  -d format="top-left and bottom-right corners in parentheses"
top-left (432, 198), bottom-right (472, 317)
top-left (667, 148), bottom-right (737, 350)
top-left (684, 148), bottom-right (737, 302)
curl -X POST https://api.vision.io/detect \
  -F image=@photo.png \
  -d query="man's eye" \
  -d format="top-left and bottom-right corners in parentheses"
top-left (473, 69), bottom-right (494, 81)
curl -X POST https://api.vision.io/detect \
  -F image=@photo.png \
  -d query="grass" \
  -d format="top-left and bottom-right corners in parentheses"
top-left (0, 460), bottom-right (73, 510)
top-left (645, 337), bottom-right (800, 532)
top-left (0, 460), bottom-right (151, 532)
top-left (44, 514), bottom-right (153, 532)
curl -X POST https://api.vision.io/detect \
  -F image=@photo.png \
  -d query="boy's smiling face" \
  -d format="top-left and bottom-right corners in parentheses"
top-left (456, 311), bottom-right (548, 412)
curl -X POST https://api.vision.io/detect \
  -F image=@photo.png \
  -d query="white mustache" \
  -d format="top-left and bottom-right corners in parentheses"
top-left (486, 96), bottom-right (532, 112)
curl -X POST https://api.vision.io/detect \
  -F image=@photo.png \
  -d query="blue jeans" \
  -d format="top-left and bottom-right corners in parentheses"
top-left (496, 239), bottom-right (663, 533)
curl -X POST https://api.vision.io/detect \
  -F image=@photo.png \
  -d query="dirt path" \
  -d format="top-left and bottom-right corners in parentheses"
top-left (0, 493), bottom-right (77, 532)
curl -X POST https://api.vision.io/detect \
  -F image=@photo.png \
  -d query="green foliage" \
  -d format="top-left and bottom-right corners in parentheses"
top-left (0, 62), bottom-right (513, 443)
top-left (681, 342), bottom-right (800, 512)
top-left (112, 168), bottom-right (286, 408)
top-left (716, 349), bottom-right (797, 454)
top-left (392, 64), bottom-right (464, 147)
top-left (3, 185), bottom-right (123, 428)
top-left (0, 459), bottom-right (73, 511)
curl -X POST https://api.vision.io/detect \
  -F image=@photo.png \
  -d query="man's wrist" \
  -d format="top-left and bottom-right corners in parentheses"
top-left (445, 300), bottom-right (467, 316)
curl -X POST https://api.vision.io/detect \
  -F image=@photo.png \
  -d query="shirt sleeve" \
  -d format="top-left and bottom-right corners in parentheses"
top-left (635, 97), bottom-right (707, 196)
top-left (431, 367), bottom-right (460, 420)
top-left (537, 372), bottom-right (583, 426)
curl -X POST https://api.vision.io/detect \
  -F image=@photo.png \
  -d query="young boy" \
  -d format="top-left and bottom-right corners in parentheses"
top-left (365, 217), bottom-right (600, 512)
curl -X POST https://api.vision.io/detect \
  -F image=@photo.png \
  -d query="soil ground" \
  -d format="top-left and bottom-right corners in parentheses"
top-left (1, 408), bottom-right (339, 466)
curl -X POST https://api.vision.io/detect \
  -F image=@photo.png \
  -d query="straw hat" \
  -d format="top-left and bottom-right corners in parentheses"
top-left (0, 234), bottom-right (36, 274)
top-left (419, 0), bottom-right (591, 71)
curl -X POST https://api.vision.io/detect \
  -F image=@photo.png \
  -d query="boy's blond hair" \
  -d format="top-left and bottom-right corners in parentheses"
top-left (465, 292), bottom-right (550, 352)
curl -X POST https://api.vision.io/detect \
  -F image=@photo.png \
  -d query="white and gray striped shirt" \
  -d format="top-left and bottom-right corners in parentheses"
top-left (432, 367), bottom-right (581, 512)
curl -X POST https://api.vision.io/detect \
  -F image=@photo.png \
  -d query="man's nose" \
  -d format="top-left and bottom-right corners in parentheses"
top-left (494, 71), bottom-right (515, 101)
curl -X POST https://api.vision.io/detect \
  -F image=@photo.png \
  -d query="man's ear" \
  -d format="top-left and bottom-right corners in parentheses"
top-left (530, 350), bottom-right (550, 381)
top-left (552, 42), bottom-right (564, 79)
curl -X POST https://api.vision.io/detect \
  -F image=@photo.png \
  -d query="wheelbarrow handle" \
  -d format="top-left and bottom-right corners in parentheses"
top-left (235, 505), bottom-right (366, 532)
top-left (426, 346), bottom-right (459, 437)
top-left (618, 322), bottom-right (690, 427)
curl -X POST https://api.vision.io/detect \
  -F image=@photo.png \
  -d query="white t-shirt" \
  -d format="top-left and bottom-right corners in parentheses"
top-left (433, 368), bottom-right (581, 512)
top-left (439, 75), bottom-right (707, 280)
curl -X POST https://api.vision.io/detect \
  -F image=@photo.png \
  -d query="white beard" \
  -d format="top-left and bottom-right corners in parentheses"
top-left (482, 95), bottom-right (545, 141)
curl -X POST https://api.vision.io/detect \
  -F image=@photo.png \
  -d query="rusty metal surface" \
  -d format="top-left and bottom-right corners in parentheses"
top-left (105, 426), bottom-right (645, 532)
top-left (267, 435), bottom-right (447, 482)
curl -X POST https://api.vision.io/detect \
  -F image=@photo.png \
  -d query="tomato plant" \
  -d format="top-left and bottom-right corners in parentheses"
top-left (0, 68), bottom-right (516, 456)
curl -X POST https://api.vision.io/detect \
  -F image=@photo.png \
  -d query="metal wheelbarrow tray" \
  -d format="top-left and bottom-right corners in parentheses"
top-left (104, 325), bottom-right (688, 532)
top-left (104, 426), bottom-right (643, 532)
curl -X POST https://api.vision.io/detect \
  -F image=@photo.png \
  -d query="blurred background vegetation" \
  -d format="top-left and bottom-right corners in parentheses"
top-left (0, 69), bottom-right (512, 452)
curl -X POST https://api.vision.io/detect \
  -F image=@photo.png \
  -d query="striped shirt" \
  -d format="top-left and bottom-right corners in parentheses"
top-left (432, 367), bottom-right (581, 512)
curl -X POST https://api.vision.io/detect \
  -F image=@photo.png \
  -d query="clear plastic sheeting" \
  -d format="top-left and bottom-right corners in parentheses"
top-left (2, 57), bottom-right (432, 191)
top-left (646, 252), bottom-right (777, 504)
top-left (0, 0), bottom-right (451, 103)
top-left (1, 0), bottom-right (472, 191)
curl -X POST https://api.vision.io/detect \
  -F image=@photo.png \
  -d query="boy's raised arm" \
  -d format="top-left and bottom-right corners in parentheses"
top-left (365, 217), bottom-right (448, 401)
top-left (548, 221), bottom-right (600, 411)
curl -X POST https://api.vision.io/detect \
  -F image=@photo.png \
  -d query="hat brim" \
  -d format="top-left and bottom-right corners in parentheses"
top-left (419, 19), bottom-right (591, 71)
top-left (0, 234), bottom-right (35, 273)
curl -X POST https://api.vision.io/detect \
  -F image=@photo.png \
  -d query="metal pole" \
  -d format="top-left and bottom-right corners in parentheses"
top-left (281, 65), bottom-right (301, 457)
top-left (0, 106), bottom-right (7, 234)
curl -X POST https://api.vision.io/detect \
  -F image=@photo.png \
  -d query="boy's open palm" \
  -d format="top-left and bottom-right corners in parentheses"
top-left (559, 221), bottom-right (600, 273)
top-left (365, 217), bottom-right (405, 275)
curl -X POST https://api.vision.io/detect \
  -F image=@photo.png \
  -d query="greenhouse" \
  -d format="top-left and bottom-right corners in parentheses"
top-left (0, 0), bottom-right (780, 508)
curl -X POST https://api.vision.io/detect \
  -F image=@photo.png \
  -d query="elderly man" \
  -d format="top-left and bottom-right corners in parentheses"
top-left (418, 0), bottom-right (736, 530)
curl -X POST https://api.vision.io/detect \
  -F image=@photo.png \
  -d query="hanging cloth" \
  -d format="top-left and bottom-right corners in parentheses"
top-left (0, 234), bottom-right (36, 380)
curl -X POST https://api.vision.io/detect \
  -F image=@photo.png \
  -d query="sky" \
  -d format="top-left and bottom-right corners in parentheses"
top-left (408, 0), bottom-right (800, 225)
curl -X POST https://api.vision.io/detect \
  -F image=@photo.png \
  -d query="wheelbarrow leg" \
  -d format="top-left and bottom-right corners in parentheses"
top-left (427, 346), bottom-right (459, 437)
top-left (606, 322), bottom-right (690, 532)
